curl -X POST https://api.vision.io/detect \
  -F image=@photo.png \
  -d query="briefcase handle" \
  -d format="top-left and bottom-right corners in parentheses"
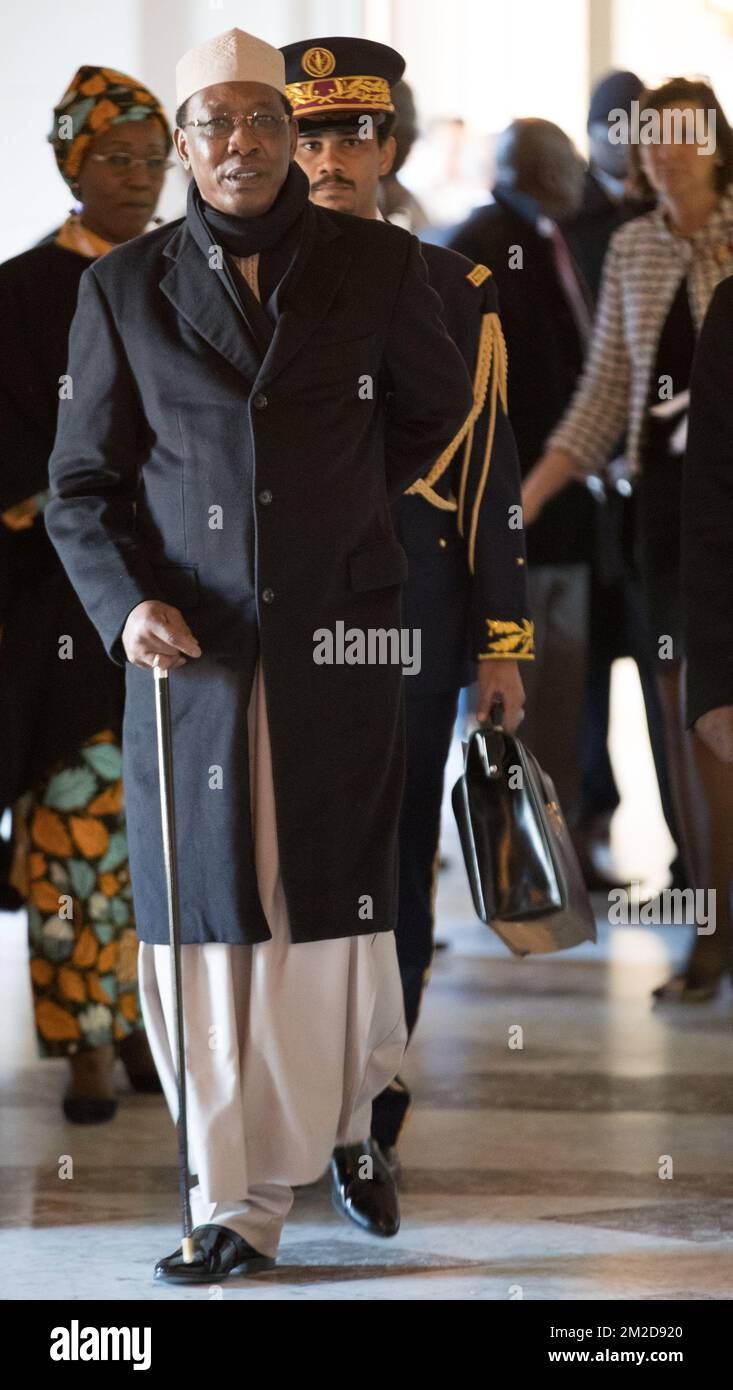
top-left (476, 696), bottom-right (505, 732)
top-left (487, 697), bottom-right (505, 732)
top-left (473, 697), bottom-right (506, 779)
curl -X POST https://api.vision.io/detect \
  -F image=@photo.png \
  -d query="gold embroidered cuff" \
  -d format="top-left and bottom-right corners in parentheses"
top-left (480, 618), bottom-right (535, 659)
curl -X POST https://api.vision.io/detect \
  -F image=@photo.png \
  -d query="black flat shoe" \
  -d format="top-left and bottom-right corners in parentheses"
top-left (154, 1224), bottom-right (275, 1284)
top-left (63, 1096), bottom-right (118, 1124)
top-left (652, 972), bottom-right (721, 1004)
top-left (330, 1138), bottom-right (400, 1237)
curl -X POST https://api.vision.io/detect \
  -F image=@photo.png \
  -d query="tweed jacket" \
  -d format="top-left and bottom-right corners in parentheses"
top-left (548, 184), bottom-right (733, 474)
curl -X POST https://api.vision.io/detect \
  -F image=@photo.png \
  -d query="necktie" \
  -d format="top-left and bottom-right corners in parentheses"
top-left (546, 223), bottom-right (593, 348)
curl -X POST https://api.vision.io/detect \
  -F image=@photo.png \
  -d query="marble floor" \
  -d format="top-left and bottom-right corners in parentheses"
top-left (1, 661), bottom-right (732, 1301)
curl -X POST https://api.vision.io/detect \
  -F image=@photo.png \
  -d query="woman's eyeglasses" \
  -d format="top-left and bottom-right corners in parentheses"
top-left (89, 154), bottom-right (174, 174)
top-left (184, 112), bottom-right (289, 139)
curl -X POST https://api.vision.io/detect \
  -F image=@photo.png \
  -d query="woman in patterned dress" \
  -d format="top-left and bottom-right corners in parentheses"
top-left (0, 67), bottom-right (173, 1118)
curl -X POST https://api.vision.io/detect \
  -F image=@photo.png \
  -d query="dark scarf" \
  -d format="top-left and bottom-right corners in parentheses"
top-left (186, 163), bottom-right (310, 353)
top-left (187, 160), bottom-right (309, 258)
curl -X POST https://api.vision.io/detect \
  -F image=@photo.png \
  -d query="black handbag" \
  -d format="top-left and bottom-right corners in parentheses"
top-left (451, 702), bottom-right (597, 956)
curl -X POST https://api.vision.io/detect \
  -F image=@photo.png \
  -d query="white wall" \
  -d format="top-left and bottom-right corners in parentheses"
top-left (613, 0), bottom-right (733, 110)
top-left (4, 0), bottom-right (142, 261)
top-left (382, 0), bottom-right (589, 148)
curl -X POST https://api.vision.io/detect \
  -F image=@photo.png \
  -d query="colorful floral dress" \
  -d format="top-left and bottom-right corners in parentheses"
top-left (12, 730), bottom-right (143, 1055)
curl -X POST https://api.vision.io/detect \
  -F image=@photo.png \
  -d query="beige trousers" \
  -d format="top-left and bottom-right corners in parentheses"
top-left (138, 660), bottom-right (407, 1257)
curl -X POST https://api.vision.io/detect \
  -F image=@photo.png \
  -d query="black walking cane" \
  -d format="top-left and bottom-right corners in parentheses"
top-left (153, 658), bottom-right (194, 1263)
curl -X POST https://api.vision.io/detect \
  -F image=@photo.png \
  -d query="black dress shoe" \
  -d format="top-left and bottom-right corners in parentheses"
top-left (154, 1224), bottom-right (275, 1284)
top-left (330, 1138), bottom-right (400, 1237)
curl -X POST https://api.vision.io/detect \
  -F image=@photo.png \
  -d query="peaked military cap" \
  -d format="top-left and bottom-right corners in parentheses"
top-left (281, 37), bottom-right (405, 131)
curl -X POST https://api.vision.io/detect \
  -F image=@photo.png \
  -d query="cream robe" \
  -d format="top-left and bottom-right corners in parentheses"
top-left (139, 657), bottom-right (407, 1255)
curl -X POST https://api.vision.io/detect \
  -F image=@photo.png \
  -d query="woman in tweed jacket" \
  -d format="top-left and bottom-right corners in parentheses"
top-left (523, 79), bottom-right (733, 1001)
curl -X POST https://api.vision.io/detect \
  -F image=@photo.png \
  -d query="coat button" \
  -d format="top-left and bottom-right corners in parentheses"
top-left (258, 489), bottom-right (273, 505)
top-left (262, 587), bottom-right (275, 604)
top-left (252, 392), bottom-right (268, 410)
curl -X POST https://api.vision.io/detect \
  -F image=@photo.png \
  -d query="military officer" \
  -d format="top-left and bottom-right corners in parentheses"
top-left (283, 36), bottom-right (534, 1234)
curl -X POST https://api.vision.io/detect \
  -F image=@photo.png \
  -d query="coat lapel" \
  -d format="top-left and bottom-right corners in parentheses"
top-left (254, 205), bottom-right (352, 391)
top-left (159, 203), bottom-right (352, 391)
top-left (160, 222), bottom-right (262, 383)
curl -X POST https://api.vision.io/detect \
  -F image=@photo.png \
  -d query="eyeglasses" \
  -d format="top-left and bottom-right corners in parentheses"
top-left (184, 112), bottom-right (289, 139)
top-left (89, 154), bottom-right (174, 174)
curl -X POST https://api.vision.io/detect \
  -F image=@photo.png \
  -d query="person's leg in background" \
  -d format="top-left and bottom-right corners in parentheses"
top-left (576, 490), bottom-right (689, 891)
top-left (370, 687), bottom-right (459, 1155)
top-left (577, 580), bottom-right (621, 834)
top-left (624, 569), bottom-right (690, 890)
top-left (652, 663), bottom-right (732, 996)
top-left (575, 565), bottom-right (624, 884)
top-left (520, 563), bottom-right (590, 815)
top-left (687, 683), bottom-right (733, 986)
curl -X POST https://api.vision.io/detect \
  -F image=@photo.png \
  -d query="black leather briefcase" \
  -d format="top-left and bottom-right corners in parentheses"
top-left (451, 707), bottom-right (597, 957)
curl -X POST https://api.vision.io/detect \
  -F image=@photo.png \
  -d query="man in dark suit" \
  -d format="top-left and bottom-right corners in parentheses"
top-left (565, 70), bottom-right (647, 301)
top-left (284, 36), bottom-right (532, 1228)
top-left (45, 27), bottom-right (472, 1283)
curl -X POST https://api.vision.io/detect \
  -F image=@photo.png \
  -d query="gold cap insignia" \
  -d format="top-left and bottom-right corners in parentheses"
top-left (301, 46), bottom-right (336, 78)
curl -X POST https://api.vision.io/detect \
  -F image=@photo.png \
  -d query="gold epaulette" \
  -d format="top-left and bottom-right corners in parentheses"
top-left (405, 309), bottom-right (506, 518)
top-left (466, 263), bottom-right (491, 287)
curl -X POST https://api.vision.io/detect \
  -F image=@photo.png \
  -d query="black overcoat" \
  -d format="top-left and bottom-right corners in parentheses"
top-left (682, 272), bottom-right (733, 727)
top-left (45, 198), bottom-right (473, 946)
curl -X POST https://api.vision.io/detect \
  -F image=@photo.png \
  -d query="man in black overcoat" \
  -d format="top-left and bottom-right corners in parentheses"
top-left (45, 27), bottom-right (472, 1283)
top-left (683, 274), bottom-right (733, 761)
top-left (682, 275), bottom-right (733, 995)
top-left (284, 35), bottom-right (533, 1229)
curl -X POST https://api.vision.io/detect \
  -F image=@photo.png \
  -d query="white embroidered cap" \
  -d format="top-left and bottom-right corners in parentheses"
top-left (176, 27), bottom-right (287, 108)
